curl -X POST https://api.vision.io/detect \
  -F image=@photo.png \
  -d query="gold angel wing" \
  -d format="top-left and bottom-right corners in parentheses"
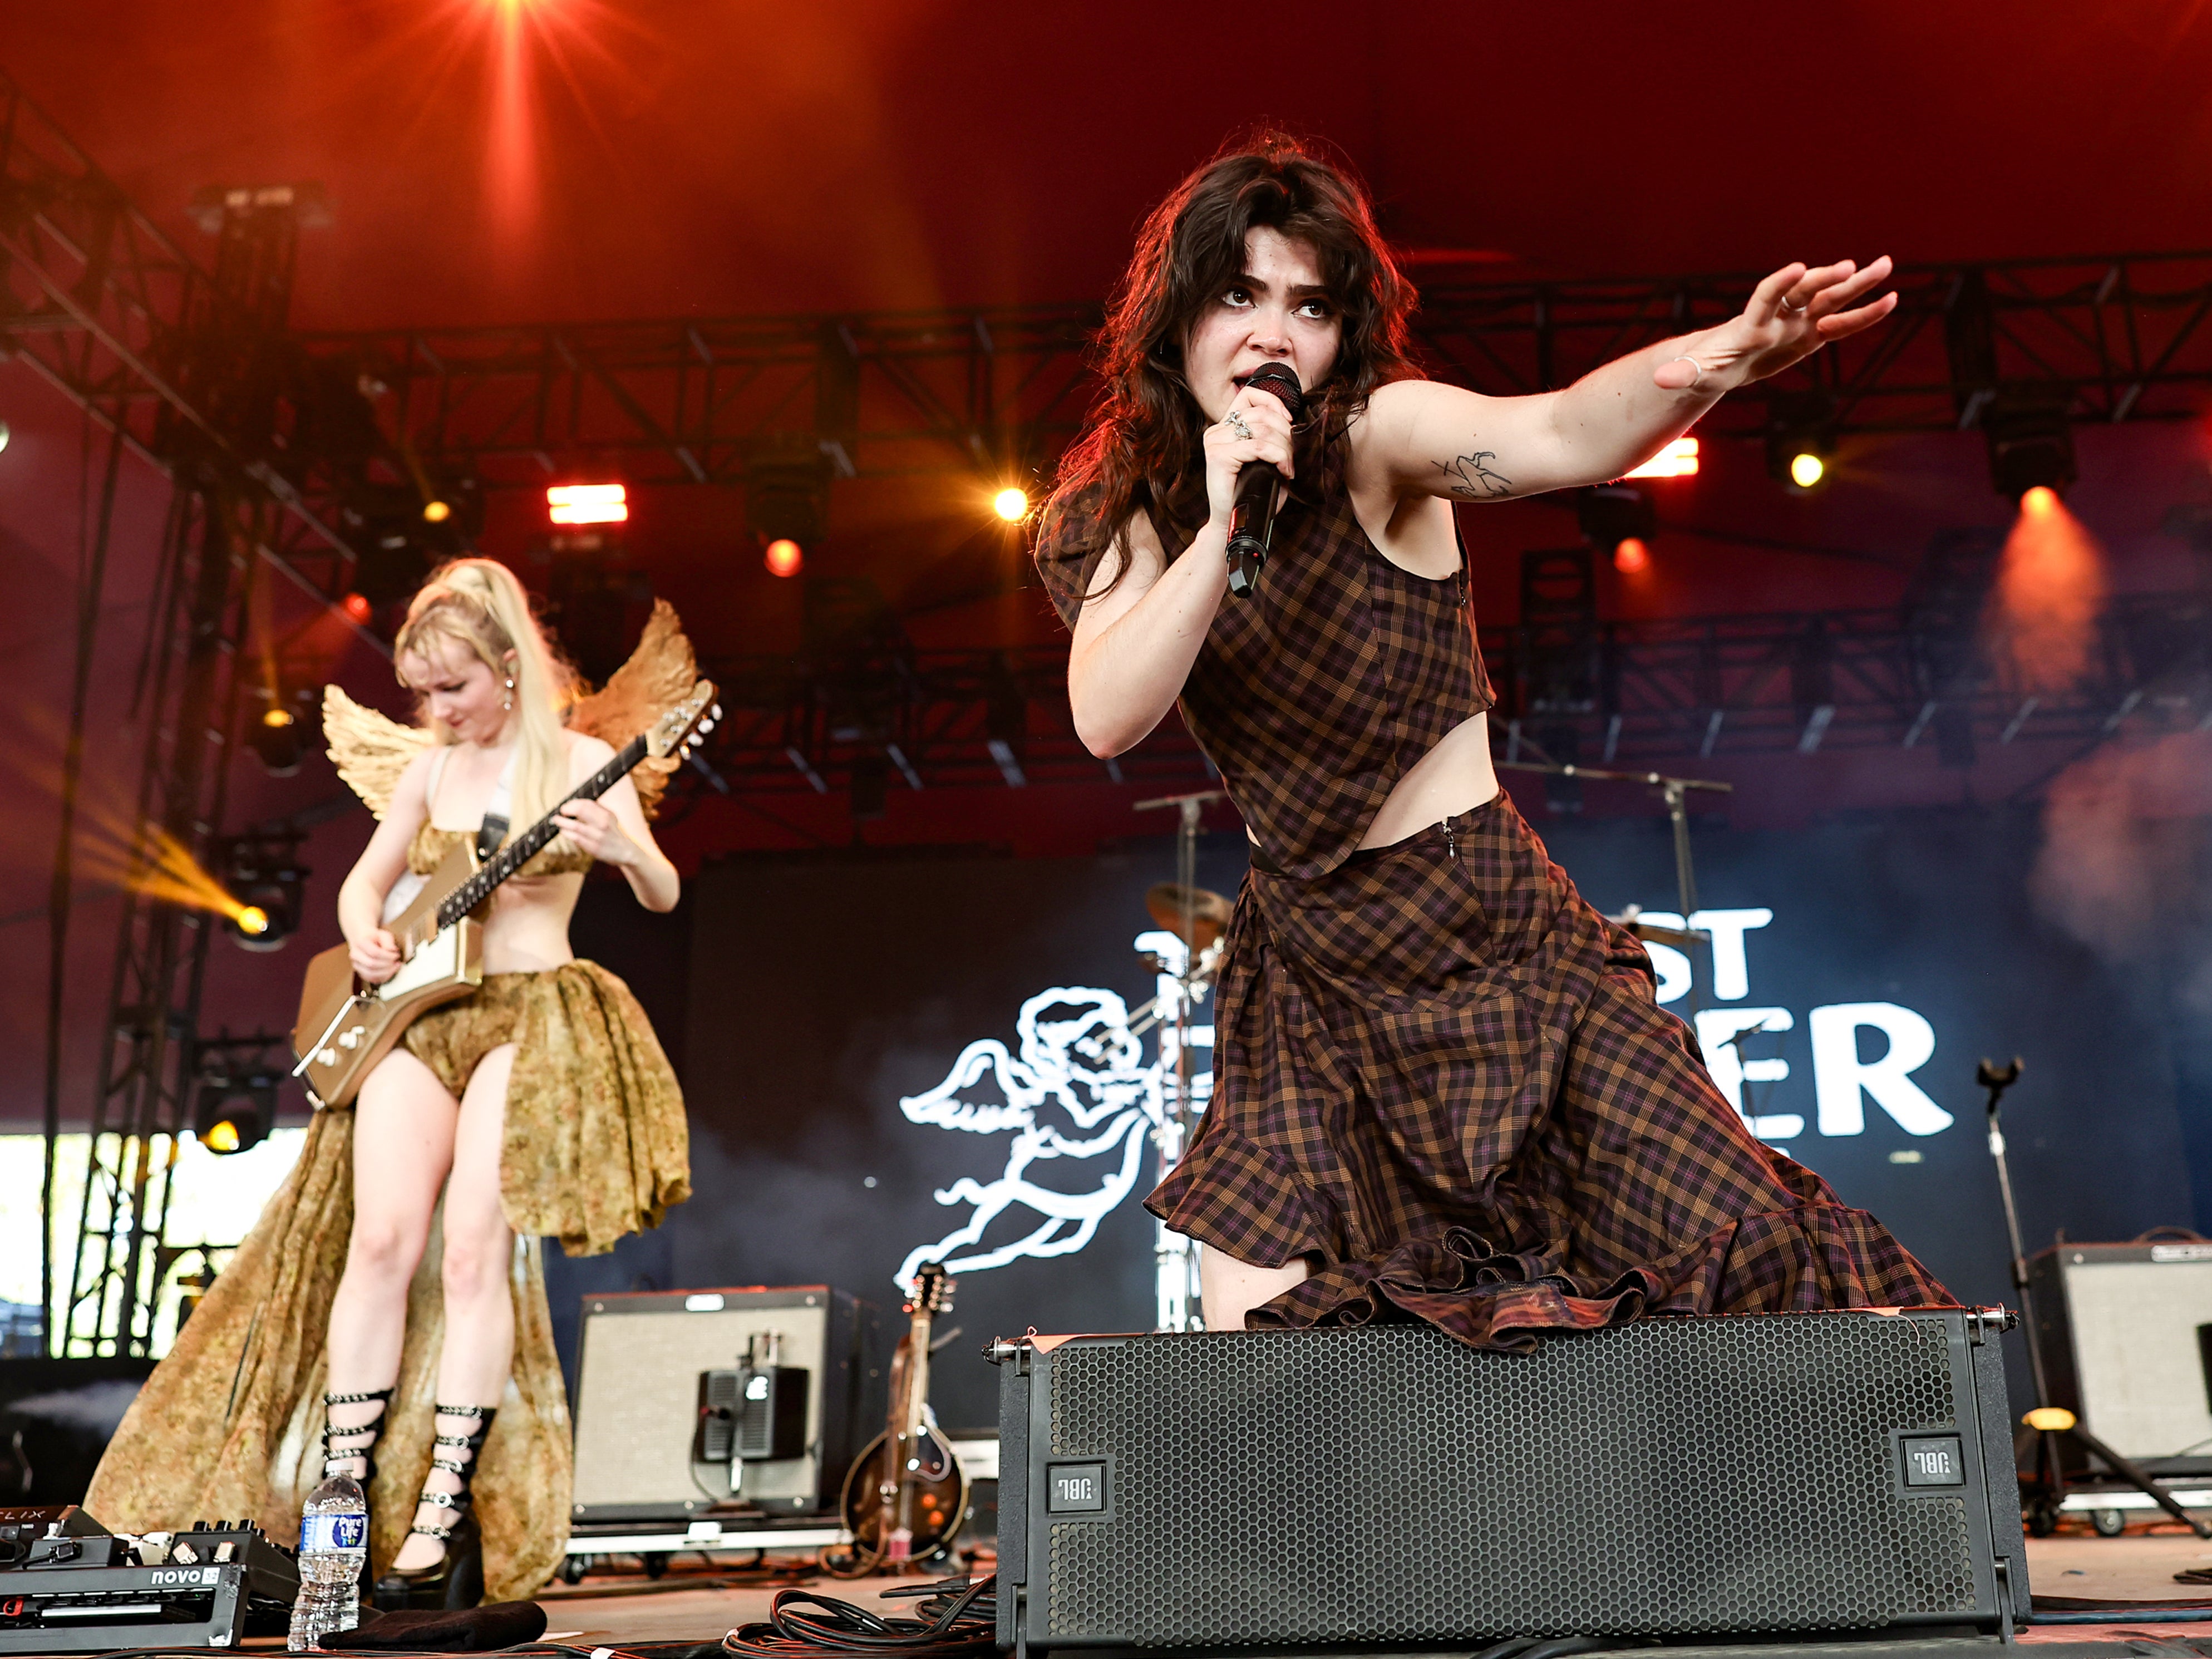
top-left (323, 685), bottom-right (434, 819)
top-left (566, 599), bottom-right (698, 818)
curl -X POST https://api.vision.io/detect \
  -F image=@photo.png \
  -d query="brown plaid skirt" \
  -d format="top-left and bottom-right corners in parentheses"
top-left (1146, 793), bottom-right (1952, 1350)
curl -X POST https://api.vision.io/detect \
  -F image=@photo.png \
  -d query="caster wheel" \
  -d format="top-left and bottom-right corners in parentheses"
top-left (2092, 1509), bottom-right (2127, 1538)
top-left (559, 1556), bottom-right (586, 1585)
top-left (2026, 1498), bottom-right (2062, 1538)
top-left (643, 1553), bottom-right (668, 1580)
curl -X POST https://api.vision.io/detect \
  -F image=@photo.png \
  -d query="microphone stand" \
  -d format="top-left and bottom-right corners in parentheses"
top-left (1133, 788), bottom-right (1226, 1332)
top-left (1978, 1057), bottom-right (2210, 1538)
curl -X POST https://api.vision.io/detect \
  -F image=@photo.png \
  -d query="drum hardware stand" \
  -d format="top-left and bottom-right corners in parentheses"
top-left (1497, 760), bottom-right (1729, 1020)
top-left (1977, 1057), bottom-right (2210, 1538)
top-left (1134, 789), bottom-right (1228, 1333)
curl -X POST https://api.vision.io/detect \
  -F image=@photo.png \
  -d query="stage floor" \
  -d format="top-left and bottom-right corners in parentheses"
top-left (499, 1530), bottom-right (2212, 1650)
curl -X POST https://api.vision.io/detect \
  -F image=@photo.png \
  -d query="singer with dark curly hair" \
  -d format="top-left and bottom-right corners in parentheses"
top-left (1032, 134), bottom-right (1950, 1346)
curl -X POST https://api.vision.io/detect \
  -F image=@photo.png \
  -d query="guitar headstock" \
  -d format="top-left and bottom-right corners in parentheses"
top-left (649, 679), bottom-right (720, 761)
top-left (910, 1259), bottom-right (955, 1317)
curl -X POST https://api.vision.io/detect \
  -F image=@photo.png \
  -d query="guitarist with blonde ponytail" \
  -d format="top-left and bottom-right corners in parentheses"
top-left (87, 558), bottom-right (696, 1611)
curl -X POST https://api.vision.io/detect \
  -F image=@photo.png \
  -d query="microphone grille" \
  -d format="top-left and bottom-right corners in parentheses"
top-left (1245, 361), bottom-right (1305, 418)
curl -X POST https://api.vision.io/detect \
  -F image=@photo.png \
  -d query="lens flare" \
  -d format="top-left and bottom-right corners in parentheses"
top-left (993, 487), bottom-right (1030, 522)
top-left (1996, 490), bottom-right (2107, 693)
top-left (1789, 452), bottom-right (1826, 489)
top-left (1612, 537), bottom-right (1650, 574)
top-left (764, 538), bottom-right (804, 578)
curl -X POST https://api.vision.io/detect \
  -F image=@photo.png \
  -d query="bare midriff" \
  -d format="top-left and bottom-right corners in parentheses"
top-left (420, 828), bottom-right (583, 974)
top-left (1356, 710), bottom-right (1501, 850)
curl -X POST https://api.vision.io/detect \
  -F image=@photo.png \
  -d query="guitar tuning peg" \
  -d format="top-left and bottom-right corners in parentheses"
top-left (710, 703), bottom-right (723, 721)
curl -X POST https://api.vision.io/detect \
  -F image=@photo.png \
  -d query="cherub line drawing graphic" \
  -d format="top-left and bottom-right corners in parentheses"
top-left (892, 933), bottom-right (1211, 1291)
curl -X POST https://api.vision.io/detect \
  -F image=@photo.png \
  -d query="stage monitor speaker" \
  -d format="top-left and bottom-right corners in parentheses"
top-left (996, 1310), bottom-right (2028, 1656)
top-left (2028, 1240), bottom-right (2212, 1466)
top-left (571, 1286), bottom-right (885, 1523)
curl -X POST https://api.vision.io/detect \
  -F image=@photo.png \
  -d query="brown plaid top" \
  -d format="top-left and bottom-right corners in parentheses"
top-left (1034, 488), bottom-right (1496, 877)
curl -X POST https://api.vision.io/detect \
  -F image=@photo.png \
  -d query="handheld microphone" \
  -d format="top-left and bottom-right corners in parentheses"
top-left (1224, 361), bottom-right (1305, 599)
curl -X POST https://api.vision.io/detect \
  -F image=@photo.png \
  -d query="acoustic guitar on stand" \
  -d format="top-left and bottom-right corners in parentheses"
top-left (290, 681), bottom-right (719, 1108)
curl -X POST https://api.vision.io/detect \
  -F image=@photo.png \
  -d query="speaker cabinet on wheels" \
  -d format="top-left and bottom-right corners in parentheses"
top-left (995, 1310), bottom-right (2028, 1657)
top-left (571, 1286), bottom-right (885, 1522)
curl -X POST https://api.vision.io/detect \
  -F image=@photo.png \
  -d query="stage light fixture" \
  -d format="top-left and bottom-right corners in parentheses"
top-left (1622, 437), bottom-right (1698, 480)
top-left (193, 1070), bottom-right (277, 1156)
top-left (249, 689), bottom-right (316, 775)
top-left (422, 499), bottom-right (453, 524)
top-left (993, 486), bottom-right (1031, 522)
top-left (223, 834), bottom-right (307, 952)
top-left (343, 593), bottom-right (372, 621)
top-left (1612, 537), bottom-right (1651, 574)
top-left (548, 483), bottom-right (629, 525)
top-left (1789, 452), bottom-right (1826, 489)
top-left (764, 538), bottom-right (804, 578)
top-left (1577, 485), bottom-right (1656, 560)
top-left (1983, 398), bottom-right (2076, 503)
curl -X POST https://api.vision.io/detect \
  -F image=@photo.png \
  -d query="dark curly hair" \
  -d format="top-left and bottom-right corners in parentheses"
top-left (1042, 134), bottom-right (1420, 610)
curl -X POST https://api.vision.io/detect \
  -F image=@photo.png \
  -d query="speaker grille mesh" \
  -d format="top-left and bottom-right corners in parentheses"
top-left (1043, 1317), bottom-right (1977, 1645)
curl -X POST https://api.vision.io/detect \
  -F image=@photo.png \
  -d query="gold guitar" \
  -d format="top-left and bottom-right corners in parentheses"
top-left (290, 681), bottom-right (718, 1108)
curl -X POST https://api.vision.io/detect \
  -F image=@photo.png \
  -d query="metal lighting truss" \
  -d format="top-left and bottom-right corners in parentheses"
top-left (302, 253), bottom-right (2212, 489)
top-left (675, 579), bottom-right (2212, 808)
top-left (0, 71), bottom-right (368, 1353)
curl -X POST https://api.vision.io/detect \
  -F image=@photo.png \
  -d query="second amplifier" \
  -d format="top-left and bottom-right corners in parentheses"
top-left (571, 1285), bottom-right (886, 1523)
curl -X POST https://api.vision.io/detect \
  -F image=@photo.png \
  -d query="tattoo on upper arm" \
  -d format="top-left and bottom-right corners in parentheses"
top-left (1438, 448), bottom-right (1514, 500)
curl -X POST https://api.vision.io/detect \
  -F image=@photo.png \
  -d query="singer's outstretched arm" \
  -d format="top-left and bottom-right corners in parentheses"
top-left (1357, 258), bottom-right (1897, 501)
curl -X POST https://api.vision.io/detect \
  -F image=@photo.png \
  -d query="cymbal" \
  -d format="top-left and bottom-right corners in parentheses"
top-left (1145, 882), bottom-right (1233, 949)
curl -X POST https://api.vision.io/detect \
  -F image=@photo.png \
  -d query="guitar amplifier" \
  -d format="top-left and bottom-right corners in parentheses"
top-left (2028, 1239), bottom-right (2212, 1468)
top-left (994, 1311), bottom-right (2029, 1656)
top-left (571, 1286), bottom-right (886, 1522)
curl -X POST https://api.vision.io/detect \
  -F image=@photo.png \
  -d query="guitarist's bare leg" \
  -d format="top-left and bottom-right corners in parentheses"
top-left (391, 1041), bottom-right (518, 1573)
top-left (326, 1048), bottom-right (462, 1457)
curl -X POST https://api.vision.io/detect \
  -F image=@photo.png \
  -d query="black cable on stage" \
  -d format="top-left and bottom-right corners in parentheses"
top-left (721, 1573), bottom-right (995, 1659)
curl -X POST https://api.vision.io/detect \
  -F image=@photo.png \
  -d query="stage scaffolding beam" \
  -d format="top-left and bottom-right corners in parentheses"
top-left (300, 253), bottom-right (2212, 490)
top-left (674, 582), bottom-right (2212, 805)
top-left (0, 70), bottom-right (371, 1355)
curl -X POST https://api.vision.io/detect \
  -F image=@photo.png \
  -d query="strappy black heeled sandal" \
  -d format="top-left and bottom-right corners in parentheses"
top-left (322, 1388), bottom-right (393, 1598)
top-left (372, 1404), bottom-right (495, 1612)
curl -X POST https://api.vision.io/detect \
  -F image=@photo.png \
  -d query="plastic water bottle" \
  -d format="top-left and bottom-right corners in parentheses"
top-left (288, 1471), bottom-right (368, 1652)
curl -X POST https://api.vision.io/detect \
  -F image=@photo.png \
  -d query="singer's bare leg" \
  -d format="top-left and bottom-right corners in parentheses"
top-left (1198, 1245), bottom-right (1309, 1332)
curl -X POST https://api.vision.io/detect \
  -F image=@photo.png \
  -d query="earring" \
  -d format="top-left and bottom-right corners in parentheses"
top-left (502, 676), bottom-right (515, 712)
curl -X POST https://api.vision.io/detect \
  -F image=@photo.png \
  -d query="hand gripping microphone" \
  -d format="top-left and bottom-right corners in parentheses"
top-left (1223, 361), bottom-right (1306, 599)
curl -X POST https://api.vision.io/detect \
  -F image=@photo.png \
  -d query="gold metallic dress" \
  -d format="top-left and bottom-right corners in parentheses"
top-left (86, 605), bottom-right (697, 1601)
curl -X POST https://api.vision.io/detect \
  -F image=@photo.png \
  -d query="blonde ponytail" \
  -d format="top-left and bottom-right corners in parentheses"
top-left (393, 558), bottom-right (575, 833)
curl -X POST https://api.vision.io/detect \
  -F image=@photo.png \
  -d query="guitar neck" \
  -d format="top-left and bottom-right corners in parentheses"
top-left (432, 733), bottom-right (647, 929)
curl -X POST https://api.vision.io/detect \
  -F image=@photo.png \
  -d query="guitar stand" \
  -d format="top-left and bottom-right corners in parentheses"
top-left (1979, 1057), bottom-right (2212, 1539)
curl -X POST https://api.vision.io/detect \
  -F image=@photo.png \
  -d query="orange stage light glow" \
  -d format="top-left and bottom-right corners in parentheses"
top-left (548, 483), bottom-right (628, 524)
top-left (1613, 537), bottom-right (1651, 573)
top-left (343, 593), bottom-right (372, 622)
top-left (1996, 488), bottom-right (2106, 693)
top-left (993, 487), bottom-right (1030, 522)
top-left (203, 1120), bottom-right (243, 1154)
top-left (262, 707), bottom-right (295, 729)
top-left (764, 538), bottom-right (804, 578)
top-left (1623, 437), bottom-right (1698, 480)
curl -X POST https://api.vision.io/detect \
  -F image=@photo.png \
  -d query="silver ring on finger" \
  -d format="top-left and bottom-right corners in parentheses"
top-left (1779, 296), bottom-right (1807, 314)
top-left (1223, 410), bottom-right (1252, 441)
